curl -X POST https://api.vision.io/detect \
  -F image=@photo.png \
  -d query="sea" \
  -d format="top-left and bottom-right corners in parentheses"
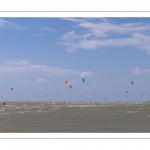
top-left (0, 101), bottom-right (150, 133)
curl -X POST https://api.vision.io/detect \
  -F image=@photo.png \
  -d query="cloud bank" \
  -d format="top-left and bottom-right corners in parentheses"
top-left (0, 18), bottom-right (25, 30)
top-left (58, 18), bottom-right (150, 53)
top-left (131, 67), bottom-right (150, 75)
top-left (0, 60), bottom-right (94, 77)
top-left (36, 78), bottom-right (48, 84)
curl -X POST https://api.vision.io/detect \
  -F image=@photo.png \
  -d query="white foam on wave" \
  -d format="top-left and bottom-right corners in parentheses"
top-left (126, 111), bottom-right (140, 113)
top-left (1, 113), bottom-right (10, 114)
top-left (18, 111), bottom-right (30, 113)
top-left (35, 110), bottom-right (49, 113)
top-left (33, 106), bottom-right (41, 108)
top-left (67, 105), bottom-right (77, 108)
top-left (18, 111), bottom-right (25, 114)
top-left (0, 110), bottom-right (5, 111)
top-left (78, 105), bottom-right (89, 108)
top-left (0, 107), bottom-right (5, 111)
top-left (15, 107), bottom-right (21, 109)
top-left (100, 105), bottom-right (116, 107)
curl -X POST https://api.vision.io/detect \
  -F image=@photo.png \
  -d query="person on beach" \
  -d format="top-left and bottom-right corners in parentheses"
top-left (3, 102), bottom-right (5, 106)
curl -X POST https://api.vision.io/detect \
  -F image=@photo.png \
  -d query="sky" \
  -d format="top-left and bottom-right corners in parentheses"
top-left (0, 17), bottom-right (150, 102)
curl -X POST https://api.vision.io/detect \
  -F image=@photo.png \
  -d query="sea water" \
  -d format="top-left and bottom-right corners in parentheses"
top-left (0, 101), bottom-right (150, 132)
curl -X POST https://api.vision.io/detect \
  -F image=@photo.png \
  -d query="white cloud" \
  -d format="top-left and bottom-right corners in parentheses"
top-left (40, 27), bottom-right (58, 32)
top-left (0, 18), bottom-right (25, 30)
top-left (80, 71), bottom-right (93, 78)
top-left (3, 60), bottom-right (30, 65)
top-left (0, 60), bottom-right (94, 77)
top-left (58, 33), bottom-right (150, 53)
top-left (32, 33), bottom-right (47, 37)
top-left (58, 18), bottom-right (150, 53)
top-left (61, 31), bottom-right (82, 41)
top-left (77, 22), bottom-right (150, 37)
top-left (61, 18), bottom-right (87, 23)
top-left (0, 18), bottom-right (7, 27)
top-left (36, 78), bottom-right (48, 84)
top-left (68, 79), bottom-right (75, 84)
top-left (0, 66), bottom-right (30, 74)
top-left (131, 67), bottom-right (150, 75)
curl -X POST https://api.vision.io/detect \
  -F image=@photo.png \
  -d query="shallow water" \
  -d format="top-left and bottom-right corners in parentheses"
top-left (0, 101), bottom-right (150, 132)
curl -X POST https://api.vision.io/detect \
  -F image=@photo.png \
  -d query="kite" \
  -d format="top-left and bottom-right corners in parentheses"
top-left (131, 81), bottom-right (133, 85)
top-left (70, 86), bottom-right (72, 89)
top-left (10, 88), bottom-right (14, 90)
top-left (81, 78), bottom-right (85, 83)
top-left (65, 80), bottom-right (68, 84)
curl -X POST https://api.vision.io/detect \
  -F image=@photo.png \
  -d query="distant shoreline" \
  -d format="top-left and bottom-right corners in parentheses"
top-left (0, 101), bottom-right (150, 104)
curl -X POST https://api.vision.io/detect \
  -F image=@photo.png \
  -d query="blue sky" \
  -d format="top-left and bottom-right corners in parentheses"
top-left (0, 17), bottom-right (150, 102)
